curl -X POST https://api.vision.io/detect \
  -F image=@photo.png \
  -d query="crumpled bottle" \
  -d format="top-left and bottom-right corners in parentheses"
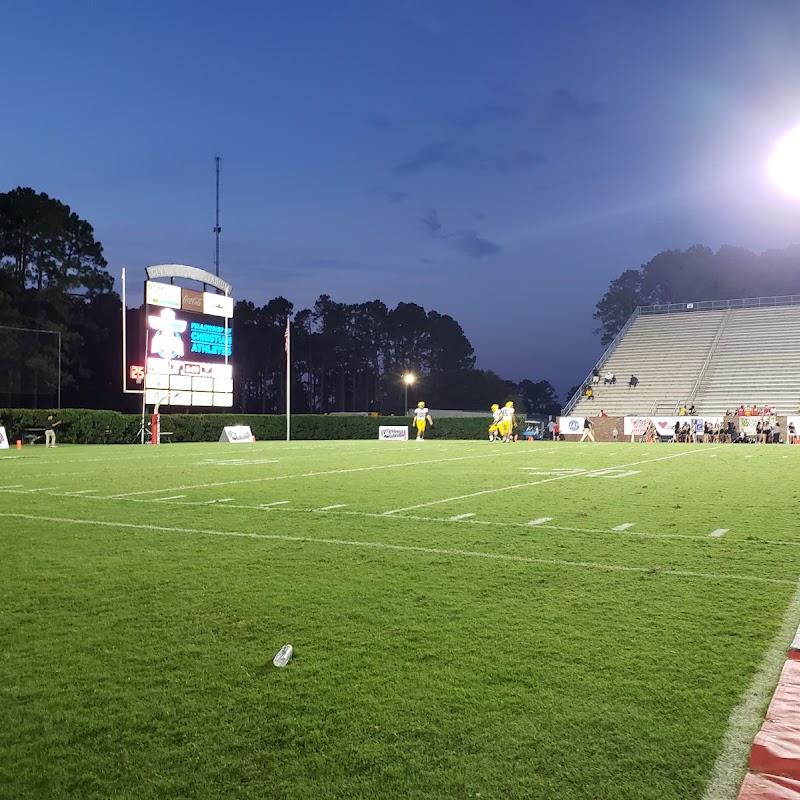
top-left (273, 644), bottom-right (293, 668)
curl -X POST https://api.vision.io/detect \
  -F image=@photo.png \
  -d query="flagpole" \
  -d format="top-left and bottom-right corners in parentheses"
top-left (285, 317), bottom-right (291, 441)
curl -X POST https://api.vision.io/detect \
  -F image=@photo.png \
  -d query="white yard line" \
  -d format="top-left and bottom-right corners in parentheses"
top-left (205, 498), bottom-right (233, 504)
top-left (449, 513), bottom-right (475, 521)
top-left (153, 495), bottom-right (186, 501)
top-left (0, 512), bottom-right (790, 586)
top-left (382, 447), bottom-right (722, 515)
top-left (527, 517), bottom-right (552, 526)
top-left (614, 523), bottom-right (634, 531)
top-left (260, 501), bottom-right (290, 507)
top-left (709, 529), bottom-right (728, 538)
top-left (316, 504), bottom-right (347, 511)
top-left (105, 452), bottom-right (504, 499)
top-left (63, 489), bottom-right (98, 496)
top-left (0, 484), bottom-right (24, 489)
top-left (702, 579), bottom-right (800, 800)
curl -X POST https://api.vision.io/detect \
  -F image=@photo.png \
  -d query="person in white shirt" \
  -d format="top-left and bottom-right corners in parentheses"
top-left (412, 402), bottom-right (433, 441)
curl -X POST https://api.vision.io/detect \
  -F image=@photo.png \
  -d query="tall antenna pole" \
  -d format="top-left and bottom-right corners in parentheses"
top-left (214, 155), bottom-right (221, 277)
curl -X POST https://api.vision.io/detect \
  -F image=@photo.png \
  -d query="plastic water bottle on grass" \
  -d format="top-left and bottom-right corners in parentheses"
top-left (273, 645), bottom-right (293, 668)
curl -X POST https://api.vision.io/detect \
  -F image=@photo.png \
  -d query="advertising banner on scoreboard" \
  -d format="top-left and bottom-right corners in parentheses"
top-left (144, 280), bottom-right (234, 407)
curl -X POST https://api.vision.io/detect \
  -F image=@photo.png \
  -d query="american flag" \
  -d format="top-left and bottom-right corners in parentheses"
top-left (284, 320), bottom-right (290, 353)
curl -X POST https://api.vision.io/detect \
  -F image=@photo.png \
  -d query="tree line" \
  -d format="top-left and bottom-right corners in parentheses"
top-left (1, 187), bottom-right (560, 416)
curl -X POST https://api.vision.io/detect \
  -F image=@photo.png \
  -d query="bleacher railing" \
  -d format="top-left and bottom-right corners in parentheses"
top-left (639, 295), bottom-right (800, 315)
top-left (561, 306), bottom-right (641, 416)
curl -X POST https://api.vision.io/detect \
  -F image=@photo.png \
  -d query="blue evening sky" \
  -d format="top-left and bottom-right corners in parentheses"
top-left (5, 1), bottom-right (800, 398)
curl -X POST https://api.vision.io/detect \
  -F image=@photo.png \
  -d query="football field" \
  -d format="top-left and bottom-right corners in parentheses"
top-left (2, 439), bottom-right (799, 799)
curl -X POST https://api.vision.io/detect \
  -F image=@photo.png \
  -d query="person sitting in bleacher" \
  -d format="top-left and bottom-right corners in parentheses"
top-left (591, 369), bottom-right (600, 385)
top-left (585, 385), bottom-right (594, 401)
top-left (604, 371), bottom-right (616, 385)
top-left (629, 374), bottom-right (639, 388)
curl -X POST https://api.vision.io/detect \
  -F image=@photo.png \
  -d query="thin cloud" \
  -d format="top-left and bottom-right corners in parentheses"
top-left (544, 89), bottom-right (606, 121)
top-left (363, 111), bottom-right (395, 130)
top-left (495, 149), bottom-right (547, 171)
top-left (420, 208), bottom-right (502, 259)
top-left (451, 101), bottom-right (525, 130)
top-left (396, 141), bottom-right (489, 173)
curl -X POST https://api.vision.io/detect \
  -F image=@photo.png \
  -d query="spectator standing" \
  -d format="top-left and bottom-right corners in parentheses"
top-left (45, 415), bottom-right (61, 448)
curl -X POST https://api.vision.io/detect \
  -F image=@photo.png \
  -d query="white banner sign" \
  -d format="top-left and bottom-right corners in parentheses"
top-left (145, 281), bottom-right (181, 309)
top-left (219, 425), bottom-right (254, 443)
top-left (378, 425), bottom-right (409, 441)
top-left (0, 426), bottom-right (8, 449)
top-left (558, 417), bottom-right (585, 435)
top-left (623, 416), bottom-right (723, 436)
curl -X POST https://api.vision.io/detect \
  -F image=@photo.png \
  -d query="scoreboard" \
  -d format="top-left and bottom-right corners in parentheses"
top-left (143, 280), bottom-right (234, 407)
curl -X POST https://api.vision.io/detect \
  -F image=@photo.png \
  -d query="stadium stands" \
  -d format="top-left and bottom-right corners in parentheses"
top-left (566, 300), bottom-right (800, 417)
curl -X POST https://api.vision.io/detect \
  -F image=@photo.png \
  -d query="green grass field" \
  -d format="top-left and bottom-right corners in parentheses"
top-left (2, 439), bottom-right (800, 799)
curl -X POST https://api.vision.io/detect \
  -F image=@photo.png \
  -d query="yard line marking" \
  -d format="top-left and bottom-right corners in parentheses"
top-left (614, 523), bottom-right (634, 531)
top-left (205, 498), bottom-right (234, 504)
top-left (63, 489), bottom-right (98, 496)
top-left (153, 495), bottom-right (186, 501)
top-left (702, 579), bottom-right (800, 800)
top-left (0, 513), bottom-right (790, 586)
top-left (0, 484), bottom-right (24, 490)
top-left (709, 529), bottom-right (728, 538)
top-left (260, 501), bottom-right (290, 507)
top-left (104, 452), bottom-right (504, 498)
top-left (24, 487), bottom-right (56, 493)
top-left (449, 513), bottom-right (475, 521)
top-left (316, 504), bottom-right (347, 511)
top-left (382, 446), bottom-right (722, 515)
top-left (527, 517), bottom-right (552, 526)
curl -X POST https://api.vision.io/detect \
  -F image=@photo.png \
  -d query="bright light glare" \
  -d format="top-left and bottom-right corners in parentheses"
top-left (403, 373), bottom-right (415, 385)
top-left (768, 123), bottom-right (800, 199)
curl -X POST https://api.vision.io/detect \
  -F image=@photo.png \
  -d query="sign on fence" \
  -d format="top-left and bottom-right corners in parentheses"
top-left (219, 425), bottom-right (254, 443)
top-left (378, 426), bottom-right (409, 441)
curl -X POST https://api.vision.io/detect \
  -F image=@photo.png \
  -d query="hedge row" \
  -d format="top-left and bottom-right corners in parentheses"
top-left (0, 409), bottom-right (519, 444)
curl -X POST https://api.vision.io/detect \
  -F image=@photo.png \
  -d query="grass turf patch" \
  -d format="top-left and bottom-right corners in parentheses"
top-left (2, 440), bottom-right (799, 799)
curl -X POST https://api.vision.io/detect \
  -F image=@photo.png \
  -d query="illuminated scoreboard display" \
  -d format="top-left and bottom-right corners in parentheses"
top-left (144, 280), bottom-right (234, 407)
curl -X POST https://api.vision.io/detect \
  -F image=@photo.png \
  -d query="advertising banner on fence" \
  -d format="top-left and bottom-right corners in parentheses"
top-left (0, 426), bottom-right (8, 450)
top-left (219, 426), bottom-right (254, 443)
top-left (558, 417), bottom-right (585, 436)
top-left (623, 416), bottom-right (724, 437)
top-left (378, 426), bottom-right (409, 441)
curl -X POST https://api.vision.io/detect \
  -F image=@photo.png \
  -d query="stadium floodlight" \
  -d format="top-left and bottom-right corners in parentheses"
top-left (767, 122), bottom-right (800, 199)
top-left (403, 372), bottom-right (415, 415)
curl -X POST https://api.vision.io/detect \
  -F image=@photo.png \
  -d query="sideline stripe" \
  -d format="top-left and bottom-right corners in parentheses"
top-left (382, 447), bottom-right (722, 515)
top-left (614, 523), bottom-right (634, 531)
top-left (709, 529), bottom-right (728, 538)
top-left (702, 579), bottom-right (800, 800)
top-left (528, 517), bottom-right (552, 526)
top-left (0, 513), bottom-right (791, 586)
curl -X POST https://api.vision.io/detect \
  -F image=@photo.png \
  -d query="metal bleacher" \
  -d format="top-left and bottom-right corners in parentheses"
top-left (566, 297), bottom-right (800, 417)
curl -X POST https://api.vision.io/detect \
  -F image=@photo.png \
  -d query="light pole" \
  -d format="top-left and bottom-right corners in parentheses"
top-left (403, 373), bottom-right (415, 415)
